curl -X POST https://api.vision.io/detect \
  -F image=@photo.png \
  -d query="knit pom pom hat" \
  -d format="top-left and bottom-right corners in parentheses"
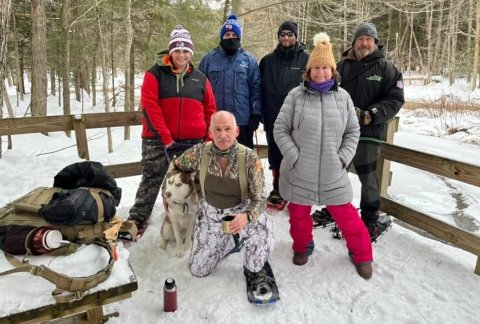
top-left (306, 32), bottom-right (336, 72)
top-left (168, 25), bottom-right (194, 55)
top-left (220, 14), bottom-right (242, 40)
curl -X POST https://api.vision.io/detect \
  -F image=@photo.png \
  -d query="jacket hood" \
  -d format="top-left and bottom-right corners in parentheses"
top-left (159, 55), bottom-right (193, 74)
top-left (341, 45), bottom-right (385, 62)
top-left (274, 42), bottom-right (307, 59)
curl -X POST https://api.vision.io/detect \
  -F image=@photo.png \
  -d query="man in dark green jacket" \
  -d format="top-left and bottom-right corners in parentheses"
top-left (337, 22), bottom-right (404, 241)
top-left (259, 21), bottom-right (309, 206)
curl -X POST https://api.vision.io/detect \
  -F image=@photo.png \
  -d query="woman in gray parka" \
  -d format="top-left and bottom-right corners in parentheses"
top-left (274, 32), bottom-right (373, 279)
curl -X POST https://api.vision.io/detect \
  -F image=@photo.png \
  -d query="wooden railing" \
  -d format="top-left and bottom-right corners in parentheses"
top-left (1, 112), bottom-right (479, 275)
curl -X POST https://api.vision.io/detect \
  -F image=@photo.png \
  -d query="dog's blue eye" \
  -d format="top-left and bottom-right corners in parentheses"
top-left (176, 183), bottom-right (182, 187)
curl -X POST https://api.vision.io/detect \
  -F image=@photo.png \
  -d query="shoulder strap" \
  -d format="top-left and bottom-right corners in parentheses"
top-left (1, 240), bottom-right (115, 303)
top-left (0, 216), bottom-right (123, 304)
top-left (237, 144), bottom-right (248, 202)
top-left (199, 143), bottom-right (248, 202)
top-left (199, 143), bottom-right (212, 199)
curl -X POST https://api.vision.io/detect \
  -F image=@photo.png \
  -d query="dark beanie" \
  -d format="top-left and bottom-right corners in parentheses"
top-left (352, 22), bottom-right (379, 45)
top-left (278, 20), bottom-right (298, 38)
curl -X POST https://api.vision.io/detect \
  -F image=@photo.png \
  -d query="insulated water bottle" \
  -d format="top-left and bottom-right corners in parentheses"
top-left (163, 277), bottom-right (177, 312)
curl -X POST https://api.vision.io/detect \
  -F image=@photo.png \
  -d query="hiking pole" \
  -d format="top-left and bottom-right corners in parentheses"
top-left (254, 130), bottom-right (260, 156)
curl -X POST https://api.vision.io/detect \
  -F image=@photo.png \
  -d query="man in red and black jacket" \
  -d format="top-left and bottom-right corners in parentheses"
top-left (128, 25), bottom-right (216, 234)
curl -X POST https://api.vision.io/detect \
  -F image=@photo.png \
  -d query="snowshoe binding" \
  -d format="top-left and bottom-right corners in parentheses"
top-left (368, 214), bottom-right (392, 243)
top-left (312, 208), bottom-right (334, 228)
top-left (244, 261), bottom-right (280, 304)
top-left (266, 190), bottom-right (287, 211)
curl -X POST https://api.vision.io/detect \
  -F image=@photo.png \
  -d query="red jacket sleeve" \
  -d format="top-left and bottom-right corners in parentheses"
top-left (140, 71), bottom-right (174, 146)
top-left (203, 79), bottom-right (217, 141)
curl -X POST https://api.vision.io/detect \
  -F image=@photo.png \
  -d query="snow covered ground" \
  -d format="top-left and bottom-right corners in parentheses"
top-left (1, 77), bottom-right (480, 323)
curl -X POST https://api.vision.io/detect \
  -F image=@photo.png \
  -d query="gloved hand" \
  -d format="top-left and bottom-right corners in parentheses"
top-left (355, 107), bottom-right (372, 125)
top-left (248, 114), bottom-right (261, 131)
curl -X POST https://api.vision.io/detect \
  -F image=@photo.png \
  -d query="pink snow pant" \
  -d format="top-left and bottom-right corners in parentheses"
top-left (288, 202), bottom-right (373, 264)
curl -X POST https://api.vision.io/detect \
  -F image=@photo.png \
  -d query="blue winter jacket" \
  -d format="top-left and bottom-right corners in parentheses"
top-left (198, 46), bottom-right (262, 126)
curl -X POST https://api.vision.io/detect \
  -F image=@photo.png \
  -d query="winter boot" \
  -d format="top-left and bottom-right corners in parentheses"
top-left (355, 263), bottom-right (373, 279)
top-left (367, 214), bottom-right (392, 242)
top-left (292, 253), bottom-right (309, 266)
top-left (267, 189), bottom-right (284, 205)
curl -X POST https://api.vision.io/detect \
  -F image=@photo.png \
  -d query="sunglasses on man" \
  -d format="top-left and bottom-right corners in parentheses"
top-left (279, 31), bottom-right (294, 38)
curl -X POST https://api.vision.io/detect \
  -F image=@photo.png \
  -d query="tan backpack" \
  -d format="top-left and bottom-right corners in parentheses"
top-left (0, 187), bottom-right (137, 303)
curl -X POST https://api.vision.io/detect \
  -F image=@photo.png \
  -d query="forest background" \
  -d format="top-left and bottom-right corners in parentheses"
top-left (2, 0), bottom-right (480, 157)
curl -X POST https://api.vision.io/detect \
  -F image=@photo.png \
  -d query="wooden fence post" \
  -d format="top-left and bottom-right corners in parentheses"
top-left (378, 117), bottom-right (399, 196)
top-left (476, 257), bottom-right (480, 276)
top-left (73, 115), bottom-right (90, 160)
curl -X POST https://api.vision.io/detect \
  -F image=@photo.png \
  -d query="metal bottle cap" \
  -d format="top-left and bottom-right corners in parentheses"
top-left (165, 278), bottom-right (176, 290)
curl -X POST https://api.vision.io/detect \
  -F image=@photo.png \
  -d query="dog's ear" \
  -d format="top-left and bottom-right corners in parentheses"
top-left (167, 159), bottom-right (176, 173)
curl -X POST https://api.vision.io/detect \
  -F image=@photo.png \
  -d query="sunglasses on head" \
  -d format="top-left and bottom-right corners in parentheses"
top-left (280, 31), bottom-right (294, 37)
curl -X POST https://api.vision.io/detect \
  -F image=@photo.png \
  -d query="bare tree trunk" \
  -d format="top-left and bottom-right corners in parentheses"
top-left (0, 0), bottom-right (12, 158)
top-left (124, 0), bottom-right (133, 140)
top-left (449, 4), bottom-right (459, 85)
top-left (61, 0), bottom-right (71, 136)
top-left (110, 7), bottom-right (116, 109)
top-left (223, 0), bottom-right (231, 21)
top-left (31, 0), bottom-right (48, 117)
top-left (10, 5), bottom-right (23, 103)
top-left (3, 81), bottom-right (14, 118)
top-left (433, 2), bottom-right (445, 75)
top-left (129, 44), bottom-right (134, 110)
top-left (471, 0), bottom-right (480, 90)
top-left (467, 0), bottom-right (474, 81)
top-left (2, 81), bottom-right (14, 150)
top-left (231, 0), bottom-right (243, 16)
top-left (74, 70), bottom-right (81, 101)
top-left (92, 53), bottom-right (96, 106)
top-left (426, 4), bottom-right (433, 81)
top-left (50, 67), bottom-right (56, 96)
top-left (95, 3), bottom-right (113, 153)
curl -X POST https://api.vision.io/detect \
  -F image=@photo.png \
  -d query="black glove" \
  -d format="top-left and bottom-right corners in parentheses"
top-left (248, 115), bottom-right (261, 131)
top-left (355, 108), bottom-right (372, 125)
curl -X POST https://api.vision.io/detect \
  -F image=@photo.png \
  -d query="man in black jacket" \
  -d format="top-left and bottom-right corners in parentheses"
top-left (259, 21), bottom-right (309, 207)
top-left (337, 22), bottom-right (404, 241)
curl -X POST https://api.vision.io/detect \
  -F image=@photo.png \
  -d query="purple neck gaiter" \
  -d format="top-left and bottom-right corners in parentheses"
top-left (309, 79), bottom-right (335, 94)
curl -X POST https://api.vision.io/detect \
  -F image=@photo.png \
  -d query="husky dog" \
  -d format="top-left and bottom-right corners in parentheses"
top-left (159, 168), bottom-right (199, 257)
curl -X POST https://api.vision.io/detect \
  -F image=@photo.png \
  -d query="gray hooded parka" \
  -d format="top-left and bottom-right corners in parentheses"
top-left (273, 82), bottom-right (359, 206)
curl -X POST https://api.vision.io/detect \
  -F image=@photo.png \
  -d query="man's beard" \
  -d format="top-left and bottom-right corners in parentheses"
top-left (354, 47), bottom-right (373, 59)
top-left (281, 41), bottom-right (295, 49)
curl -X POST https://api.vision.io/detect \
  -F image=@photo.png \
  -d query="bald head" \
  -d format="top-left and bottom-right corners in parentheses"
top-left (210, 111), bottom-right (237, 129)
top-left (209, 111), bottom-right (239, 151)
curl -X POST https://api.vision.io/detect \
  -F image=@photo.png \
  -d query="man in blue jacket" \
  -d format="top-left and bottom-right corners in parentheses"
top-left (198, 14), bottom-right (262, 149)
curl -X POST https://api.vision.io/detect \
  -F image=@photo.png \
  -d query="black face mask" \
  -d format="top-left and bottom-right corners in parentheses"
top-left (220, 38), bottom-right (241, 55)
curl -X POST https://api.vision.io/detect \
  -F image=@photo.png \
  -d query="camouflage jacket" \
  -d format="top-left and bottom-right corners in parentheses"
top-left (173, 142), bottom-right (266, 221)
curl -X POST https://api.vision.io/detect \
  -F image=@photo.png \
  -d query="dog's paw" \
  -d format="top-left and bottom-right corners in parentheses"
top-left (176, 248), bottom-right (185, 258)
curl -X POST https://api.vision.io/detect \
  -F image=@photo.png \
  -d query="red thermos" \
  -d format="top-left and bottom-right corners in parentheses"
top-left (163, 278), bottom-right (177, 312)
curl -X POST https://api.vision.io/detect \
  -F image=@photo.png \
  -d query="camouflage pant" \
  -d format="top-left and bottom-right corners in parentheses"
top-left (188, 199), bottom-right (275, 277)
top-left (129, 139), bottom-right (200, 225)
